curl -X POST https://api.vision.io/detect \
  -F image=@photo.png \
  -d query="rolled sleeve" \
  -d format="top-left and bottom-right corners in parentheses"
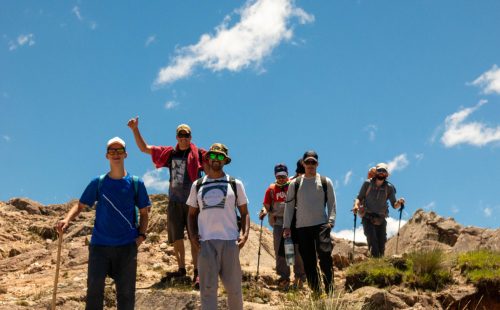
top-left (150, 145), bottom-right (173, 168)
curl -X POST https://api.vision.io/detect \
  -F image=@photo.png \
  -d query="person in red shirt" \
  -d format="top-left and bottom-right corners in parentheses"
top-left (259, 164), bottom-right (306, 289)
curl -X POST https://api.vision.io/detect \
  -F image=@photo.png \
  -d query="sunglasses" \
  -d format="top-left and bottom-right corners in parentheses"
top-left (107, 147), bottom-right (126, 155)
top-left (208, 152), bottom-right (226, 161)
top-left (177, 133), bottom-right (191, 138)
top-left (303, 160), bottom-right (317, 165)
top-left (376, 169), bottom-right (388, 174)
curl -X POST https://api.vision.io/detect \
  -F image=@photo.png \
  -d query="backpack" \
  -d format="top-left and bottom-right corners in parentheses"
top-left (97, 174), bottom-right (140, 229)
top-left (292, 175), bottom-right (328, 208)
top-left (195, 176), bottom-right (242, 232)
top-left (358, 179), bottom-right (393, 221)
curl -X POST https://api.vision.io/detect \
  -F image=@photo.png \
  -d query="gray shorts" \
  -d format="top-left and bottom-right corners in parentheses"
top-left (167, 201), bottom-right (189, 243)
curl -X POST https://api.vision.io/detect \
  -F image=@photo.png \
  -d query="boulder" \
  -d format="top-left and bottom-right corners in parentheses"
top-left (343, 286), bottom-right (409, 309)
top-left (7, 197), bottom-right (44, 215)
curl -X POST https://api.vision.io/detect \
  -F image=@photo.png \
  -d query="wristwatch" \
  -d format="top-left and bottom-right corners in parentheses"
top-left (138, 233), bottom-right (147, 240)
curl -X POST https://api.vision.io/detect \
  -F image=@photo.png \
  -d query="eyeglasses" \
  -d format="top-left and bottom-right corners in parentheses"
top-left (303, 160), bottom-right (317, 165)
top-left (208, 152), bottom-right (226, 161)
top-left (107, 147), bottom-right (126, 155)
top-left (177, 133), bottom-right (191, 138)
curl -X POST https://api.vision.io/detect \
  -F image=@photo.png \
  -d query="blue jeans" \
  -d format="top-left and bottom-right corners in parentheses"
top-left (86, 243), bottom-right (137, 310)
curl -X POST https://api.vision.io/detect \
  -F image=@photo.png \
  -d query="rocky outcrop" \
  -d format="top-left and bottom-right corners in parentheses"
top-left (385, 209), bottom-right (499, 255)
top-left (0, 198), bottom-right (498, 309)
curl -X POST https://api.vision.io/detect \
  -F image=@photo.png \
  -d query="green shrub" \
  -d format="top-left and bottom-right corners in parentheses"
top-left (405, 249), bottom-right (452, 291)
top-left (345, 258), bottom-right (403, 291)
top-left (457, 250), bottom-right (500, 272)
top-left (458, 250), bottom-right (500, 291)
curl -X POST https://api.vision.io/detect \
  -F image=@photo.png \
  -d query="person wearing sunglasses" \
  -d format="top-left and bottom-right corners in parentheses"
top-left (259, 163), bottom-right (306, 289)
top-left (352, 162), bottom-right (405, 258)
top-left (283, 151), bottom-right (336, 296)
top-left (127, 117), bottom-right (206, 287)
top-left (56, 137), bottom-right (151, 309)
top-left (186, 143), bottom-right (249, 310)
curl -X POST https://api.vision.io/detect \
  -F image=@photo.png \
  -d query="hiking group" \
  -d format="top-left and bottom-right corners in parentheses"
top-left (56, 121), bottom-right (405, 310)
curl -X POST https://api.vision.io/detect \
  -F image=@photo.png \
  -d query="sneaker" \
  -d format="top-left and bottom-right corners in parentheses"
top-left (161, 268), bottom-right (187, 283)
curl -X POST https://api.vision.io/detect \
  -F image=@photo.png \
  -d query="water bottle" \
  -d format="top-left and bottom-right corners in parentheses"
top-left (284, 237), bottom-right (295, 266)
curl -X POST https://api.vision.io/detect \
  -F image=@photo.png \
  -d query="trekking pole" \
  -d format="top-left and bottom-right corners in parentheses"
top-left (352, 213), bottom-right (357, 261)
top-left (51, 230), bottom-right (63, 310)
top-left (256, 218), bottom-right (263, 280)
top-left (395, 204), bottom-right (404, 255)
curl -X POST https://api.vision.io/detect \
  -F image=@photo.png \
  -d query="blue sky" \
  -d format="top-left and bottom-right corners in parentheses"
top-left (1, 0), bottom-right (499, 238)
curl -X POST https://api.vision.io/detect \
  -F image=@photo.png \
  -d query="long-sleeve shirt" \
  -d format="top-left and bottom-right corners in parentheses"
top-left (283, 174), bottom-right (336, 229)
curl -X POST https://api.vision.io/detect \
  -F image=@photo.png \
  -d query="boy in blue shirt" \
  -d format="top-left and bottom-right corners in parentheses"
top-left (56, 137), bottom-right (151, 310)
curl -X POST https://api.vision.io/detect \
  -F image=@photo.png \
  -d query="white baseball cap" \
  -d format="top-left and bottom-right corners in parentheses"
top-left (107, 137), bottom-right (126, 148)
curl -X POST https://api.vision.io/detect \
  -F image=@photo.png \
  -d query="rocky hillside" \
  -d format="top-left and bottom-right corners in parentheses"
top-left (0, 196), bottom-right (498, 309)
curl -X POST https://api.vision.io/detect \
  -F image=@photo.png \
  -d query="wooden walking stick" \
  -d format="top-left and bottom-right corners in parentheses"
top-left (51, 230), bottom-right (63, 310)
top-left (256, 218), bottom-right (263, 280)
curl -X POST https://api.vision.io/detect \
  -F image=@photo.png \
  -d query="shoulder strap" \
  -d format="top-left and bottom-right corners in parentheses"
top-left (195, 177), bottom-right (204, 193)
top-left (269, 183), bottom-right (275, 212)
top-left (97, 174), bottom-right (106, 199)
top-left (294, 176), bottom-right (302, 208)
top-left (320, 175), bottom-right (328, 206)
top-left (229, 176), bottom-right (238, 206)
top-left (132, 175), bottom-right (140, 228)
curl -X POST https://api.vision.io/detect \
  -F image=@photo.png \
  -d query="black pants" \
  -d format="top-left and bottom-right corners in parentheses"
top-left (86, 243), bottom-right (138, 310)
top-left (296, 224), bottom-right (334, 293)
top-left (362, 217), bottom-right (387, 258)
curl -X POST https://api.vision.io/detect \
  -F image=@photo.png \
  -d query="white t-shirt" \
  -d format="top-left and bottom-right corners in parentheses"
top-left (186, 174), bottom-right (248, 241)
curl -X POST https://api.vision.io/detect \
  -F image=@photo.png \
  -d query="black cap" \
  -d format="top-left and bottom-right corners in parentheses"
top-left (274, 163), bottom-right (288, 176)
top-left (302, 150), bottom-right (318, 162)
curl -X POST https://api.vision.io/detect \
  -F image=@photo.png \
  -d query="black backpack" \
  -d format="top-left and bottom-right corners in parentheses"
top-left (195, 176), bottom-right (242, 232)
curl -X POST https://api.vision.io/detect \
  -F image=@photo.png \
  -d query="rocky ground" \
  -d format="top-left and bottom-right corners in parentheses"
top-left (0, 195), bottom-right (498, 309)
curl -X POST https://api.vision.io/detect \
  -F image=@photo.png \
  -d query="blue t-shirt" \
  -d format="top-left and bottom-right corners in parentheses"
top-left (80, 174), bottom-right (151, 246)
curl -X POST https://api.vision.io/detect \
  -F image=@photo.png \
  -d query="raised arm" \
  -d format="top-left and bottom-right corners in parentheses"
top-left (127, 116), bottom-right (152, 154)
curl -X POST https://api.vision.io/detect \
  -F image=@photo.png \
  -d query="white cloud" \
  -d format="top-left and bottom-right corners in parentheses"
top-left (333, 216), bottom-right (407, 243)
top-left (423, 201), bottom-right (436, 211)
top-left (89, 21), bottom-right (98, 30)
top-left (484, 207), bottom-right (492, 217)
top-left (343, 170), bottom-right (353, 185)
top-left (72, 6), bottom-right (83, 21)
top-left (387, 154), bottom-right (409, 173)
top-left (154, 0), bottom-right (314, 86)
top-left (415, 153), bottom-right (424, 161)
top-left (72, 6), bottom-right (97, 30)
top-left (164, 100), bottom-right (179, 110)
top-left (8, 34), bottom-right (35, 51)
top-left (2, 135), bottom-right (11, 142)
top-left (142, 169), bottom-right (169, 192)
top-left (441, 100), bottom-right (500, 147)
top-left (17, 34), bottom-right (35, 46)
top-left (451, 206), bottom-right (459, 214)
top-left (333, 226), bottom-right (366, 244)
top-left (364, 124), bottom-right (377, 142)
top-left (471, 65), bottom-right (500, 95)
top-left (145, 35), bottom-right (156, 47)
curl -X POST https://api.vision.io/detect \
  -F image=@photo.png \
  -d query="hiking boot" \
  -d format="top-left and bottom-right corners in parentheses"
top-left (292, 277), bottom-right (304, 289)
top-left (192, 269), bottom-right (199, 290)
top-left (161, 267), bottom-right (187, 283)
top-left (192, 276), bottom-right (200, 290)
top-left (277, 278), bottom-right (290, 290)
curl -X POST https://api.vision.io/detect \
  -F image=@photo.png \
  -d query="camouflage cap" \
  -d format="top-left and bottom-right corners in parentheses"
top-left (207, 143), bottom-right (231, 164)
top-left (176, 124), bottom-right (191, 135)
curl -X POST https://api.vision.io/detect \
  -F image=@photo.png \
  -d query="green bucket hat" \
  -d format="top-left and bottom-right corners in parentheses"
top-left (207, 143), bottom-right (231, 164)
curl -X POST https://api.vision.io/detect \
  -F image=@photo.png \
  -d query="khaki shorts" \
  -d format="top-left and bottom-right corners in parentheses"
top-left (167, 201), bottom-right (189, 243)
